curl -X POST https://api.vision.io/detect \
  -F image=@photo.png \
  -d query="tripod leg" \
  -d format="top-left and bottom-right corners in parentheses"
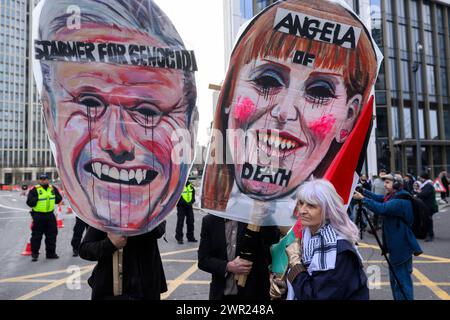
top-left (360, 208), bottom-right (409, 300)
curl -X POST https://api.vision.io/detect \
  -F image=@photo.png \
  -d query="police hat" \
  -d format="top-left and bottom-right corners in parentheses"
top-left (39, 174), bottom-right (49, 180)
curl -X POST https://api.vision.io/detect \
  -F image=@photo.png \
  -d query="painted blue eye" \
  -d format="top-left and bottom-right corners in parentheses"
top-left (254, 70), bottom-right (285, 88)
top-left (305, 80), bottom-right (336, 104)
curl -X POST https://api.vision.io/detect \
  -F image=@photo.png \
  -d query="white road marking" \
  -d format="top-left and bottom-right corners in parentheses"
top-left (0, 203), bottom-right (29, 212)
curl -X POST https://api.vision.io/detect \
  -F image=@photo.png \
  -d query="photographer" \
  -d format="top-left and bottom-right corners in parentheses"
top-left (353, 174), bottom-right (422, 300)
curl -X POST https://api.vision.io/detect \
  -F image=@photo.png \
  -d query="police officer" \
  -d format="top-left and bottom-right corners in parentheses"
top-left (26, 174), bottom-right (63, 261)
top-left (175, 179), bottom-right (196, 244)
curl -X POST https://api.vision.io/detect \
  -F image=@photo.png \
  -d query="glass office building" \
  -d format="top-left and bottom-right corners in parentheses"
top-left (244, 0), bottom-right (450, 177)
top-left (0, 0), bottom-right (56, 185)
top-left (371, 0), bottom-right (450, 177)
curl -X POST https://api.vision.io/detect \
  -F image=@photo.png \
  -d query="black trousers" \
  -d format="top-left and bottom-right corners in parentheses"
top-left (176, 205), bottom-right (194, 241)
top-left (71, 217), bottom-right (88, 251)
top-left (427, 212), bottom-right (435, 238)
top-left (31, 212), bottom-right (58, 256)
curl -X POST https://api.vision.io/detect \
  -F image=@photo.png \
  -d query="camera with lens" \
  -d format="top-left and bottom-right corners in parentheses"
top-left (355, 184), bottom-right (363, 194)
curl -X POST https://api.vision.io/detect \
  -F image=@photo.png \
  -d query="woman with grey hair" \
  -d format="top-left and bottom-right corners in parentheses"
top-left (270, 179), bottom-right (368, 300)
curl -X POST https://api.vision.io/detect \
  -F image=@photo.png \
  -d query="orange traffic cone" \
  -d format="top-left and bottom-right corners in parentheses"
top-left (56, 205), bottom-right (64, 228)
top-left (56, 214), bottom-right (64, 228)
top-left (21, 221), bottom-right (33, 255)
top-left (21, 242), bottom-right (32, 256)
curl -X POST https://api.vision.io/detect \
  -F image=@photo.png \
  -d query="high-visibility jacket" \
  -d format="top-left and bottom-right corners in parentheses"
top-left (181, 184), bottom-right (193, 204)
top-left (33, 185), bottom-right (56, 213)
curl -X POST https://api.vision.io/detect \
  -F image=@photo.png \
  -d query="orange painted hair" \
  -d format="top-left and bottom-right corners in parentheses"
top-left (202, 0), bottom-right (378, 211)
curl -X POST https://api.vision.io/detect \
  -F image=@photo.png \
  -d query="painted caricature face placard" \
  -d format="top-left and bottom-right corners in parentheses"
top-left (201, 0), bottom-right (381, 226)
top-left (33, 0), bottom-right (198, 236)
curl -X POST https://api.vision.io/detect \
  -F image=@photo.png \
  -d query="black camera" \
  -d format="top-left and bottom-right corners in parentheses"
top-left (355, 184), bottom-right (363, 194)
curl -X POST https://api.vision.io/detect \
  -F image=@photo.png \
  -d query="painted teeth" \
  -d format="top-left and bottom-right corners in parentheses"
top-left (135, 169), bottom-right (143, 185)
top-left (109, 167), bottom-right (119, 180)
top-left (257, 132), bottom-right (299, 151)
top-left (102, 164), bottom-right (109, 176)
top-left (120, 169), bottom-right (129, 182)
top-left (90, 162), bottom-right (150, 185)
top-left (93, 162), bottom-right (102, 178)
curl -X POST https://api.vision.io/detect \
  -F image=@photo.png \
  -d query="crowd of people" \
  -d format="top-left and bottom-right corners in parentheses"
top-left (25, 170), bottom-right (450, 301)
top-left (18, 0), bottom-right (450, 304)
top-left (351, 169), bottom-right (448, 242)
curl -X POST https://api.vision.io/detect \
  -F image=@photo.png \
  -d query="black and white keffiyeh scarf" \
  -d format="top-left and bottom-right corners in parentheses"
top-left (302, 224), bottom-right (344, 275)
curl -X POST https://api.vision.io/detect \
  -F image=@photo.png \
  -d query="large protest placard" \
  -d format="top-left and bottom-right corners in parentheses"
top-left (201, 0), bottom-right (382, 227)
top-left (32, 0), bottom-right (198, 236)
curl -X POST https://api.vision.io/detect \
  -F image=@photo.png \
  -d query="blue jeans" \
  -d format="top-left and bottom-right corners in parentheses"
top-left (389, 258), bottom-right (414, 300)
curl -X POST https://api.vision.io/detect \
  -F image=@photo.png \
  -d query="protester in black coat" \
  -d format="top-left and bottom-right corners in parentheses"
top-left (440, 172), bottom-right (449, 201)
top-left (291, 239), bottom-right (368, 300)
top-left (403, 174), bottom-right (415, 195)
top-left (417, 173), bottom-right (437, 242)
top-left (198, 214), bottom-right (280, 300)
top-left (79, 221), bottom-right (167, 300)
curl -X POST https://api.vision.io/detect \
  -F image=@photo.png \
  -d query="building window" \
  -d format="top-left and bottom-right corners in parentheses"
top-left (429, 106), bottom-right (439, 140)
top-left (240, 0), bottom-right (254, 19)
top-left (352, 0), bottom-right (360, 15)
top-left (401, 59), bottom-right (410, 94)
top-left (406, 146), bottom-right (415, 174)
top-left (397, 0), bottom-right (406, 19)
top-left (422, 147), bottom-right (429, 172)
top-left (376, 107), bottom-right (388, 138)
top-left (446, 147), bottom-right (450, 172)
top-left (419, 107), bottom-right (426, 139)
top-left (391, 105), bottom-right (400, 139)
top-left (441, 67), bottom-right (448, 97)
top-left (376, 61), bottom-right (386, 91)
top-left (410, 0), bottom-right (419, 25)
top-left (423, 3), bottom-right (432, 29)
top-left (427, 65), bottom-right (436, 98)
top-left (424, 31), bottom-right (434, 57)
top-left (439, 34), bottom-right (447, 67)
top-left (388, 57), bottom-right (397, 94)
top-left (385, 0), bottom-right (392, 17)
top-left (437, 7), bottom-right (445, 31)
top-left (403, 106), bottom-right (413, 139)
top-left (399, 24), bottom-right (408, 53)
top-left (254, 0), bottom-right (273, 15)
top-left (444, 109), bottom-right (450, 139)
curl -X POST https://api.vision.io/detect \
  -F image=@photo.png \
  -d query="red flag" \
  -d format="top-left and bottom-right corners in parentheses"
top-left (324, 96), bottom-right (374, 204)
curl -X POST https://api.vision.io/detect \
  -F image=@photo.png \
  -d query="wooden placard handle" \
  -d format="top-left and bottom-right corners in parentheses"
top-left (113, 249), bottom-right (123, 296)
top-left (235, 224), bottom-right (261, 287)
